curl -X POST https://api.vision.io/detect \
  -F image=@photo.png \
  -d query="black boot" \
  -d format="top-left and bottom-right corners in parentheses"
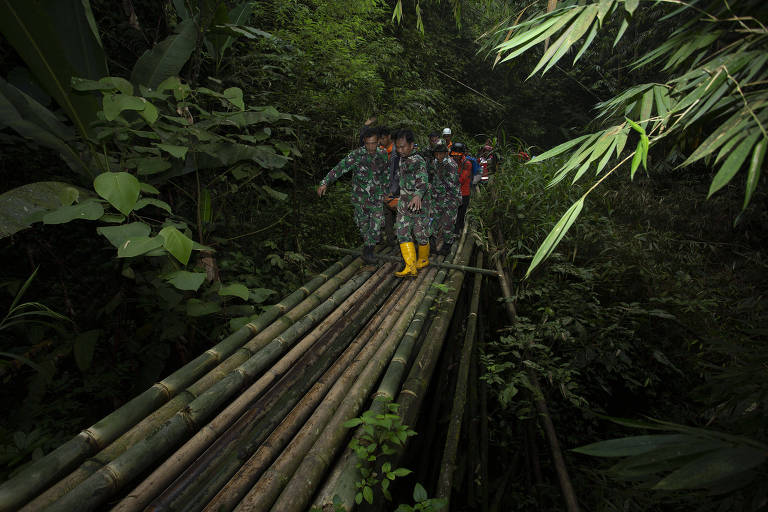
top-left (362, 245), bottom-right (377, 264)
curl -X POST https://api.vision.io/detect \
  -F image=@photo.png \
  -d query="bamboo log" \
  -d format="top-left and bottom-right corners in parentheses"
top-left (123, 264), bottom-right (398, 512)
top-left (312, 238), bottom-right (467, 511)
top-left (4, 255), bottom-right (355, 512)
top-left (322, 244), bottom-right (501, 277)
top-left (437, 253), bottom-right (483, 508)
top-left (232, 268), bottom-right (438, 512)
top-left (487, 232), bottom-right (516, 321)
top-left (19, 255), bottom-right (363, 512)
top-left (202, 273), bottom-right (426, 512)
top-left (44, 269), bottom-right (376, 512)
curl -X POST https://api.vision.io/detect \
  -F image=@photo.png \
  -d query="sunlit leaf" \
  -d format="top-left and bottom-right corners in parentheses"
top-left (158, 226), bottom-right (193, 265)
top-left (708, 131), bottom-right (761, 198)
top-left (526, 197), bottom-right (584, 277)
top-left (93, 172), bottom-right (140, 215)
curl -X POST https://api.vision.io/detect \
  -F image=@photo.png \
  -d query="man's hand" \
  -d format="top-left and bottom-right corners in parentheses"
top-left (408, 196), bottom-right (421, 212)
top-left (317, 184), bottom-right (328, 197)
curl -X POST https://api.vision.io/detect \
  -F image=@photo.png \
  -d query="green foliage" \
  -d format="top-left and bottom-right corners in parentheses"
top-left (343, 401), bottom-right (417, 504)
top-left (394, 483), bottom-right (448, 512)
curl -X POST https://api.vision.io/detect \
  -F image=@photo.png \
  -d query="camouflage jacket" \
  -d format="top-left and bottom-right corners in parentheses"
top-left (320, 147), bottom-right (388, 197)
top-left (397, 153), bottom-right (428, 203)
top-left (429, 156), bottom-right (460, 203)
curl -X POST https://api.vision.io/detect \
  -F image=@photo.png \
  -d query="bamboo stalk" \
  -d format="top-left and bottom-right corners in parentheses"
top-left (18, 255), bottom-right (362, 512)
top-left (491, 248), bottom-right (580, 512)
top-left (44, 269), bottom-right (376, 512)
top-left (120, 264), bottom-right (397, 512)
top-left (231, 268), bottom-right (438, 512)
top-left (312, 238), bottom-right (467, 511)
top-left (479, 309), bottom-right (490, 512)
top-left (437, 252), bottom-right (483, 508)
top-left (487, 232), bottom-right (516, 321)
top-left (202, 273), bottom-right (425, 512)
top-left (322, 244), bottom-right (501, 277)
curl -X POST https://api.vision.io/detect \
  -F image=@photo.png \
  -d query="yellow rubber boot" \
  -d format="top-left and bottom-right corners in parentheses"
top-left (415, 243), bottom-right (430, 269)
top-left (394, 242), bottom-right (418, 277)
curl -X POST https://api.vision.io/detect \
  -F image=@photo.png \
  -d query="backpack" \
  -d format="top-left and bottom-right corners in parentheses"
top-left (466, 155), bottom-right (482, 184)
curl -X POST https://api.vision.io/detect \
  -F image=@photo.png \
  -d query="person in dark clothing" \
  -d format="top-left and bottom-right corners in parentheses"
top-left (382, 135), bottom-right (401, 246)
top-left (450, 142), bottom-right (472, 234)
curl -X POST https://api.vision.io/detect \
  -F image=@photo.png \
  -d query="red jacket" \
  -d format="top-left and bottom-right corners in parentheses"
top-left (456, 157), bottom-right (472, 196)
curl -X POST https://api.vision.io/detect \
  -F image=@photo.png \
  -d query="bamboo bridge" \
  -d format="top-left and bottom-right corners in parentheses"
top-left (0, 229), bottom-right (496, 512)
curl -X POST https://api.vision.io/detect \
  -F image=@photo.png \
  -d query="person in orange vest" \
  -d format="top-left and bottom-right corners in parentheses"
top-left (378, 126), bottom-right (395, 160)
top-left (450, 142), bottom-right (472, 234)
top-left (442, 127), bottom-right (453, 149)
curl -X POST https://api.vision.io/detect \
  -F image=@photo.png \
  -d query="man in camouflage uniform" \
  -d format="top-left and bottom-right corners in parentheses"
top-left (317, 127), bottom-right (388, 264)
top-left (427, 142), bottom-right (460, 255)
top-left (393, 129), bottom-right (430, 277)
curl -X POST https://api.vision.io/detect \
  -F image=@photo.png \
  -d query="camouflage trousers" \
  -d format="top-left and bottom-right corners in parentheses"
top-left (352, 194), bottom-right (384, 247)
top-left (430, 199), bottom-right (459, 245)
top-left (395, 198), bottom-right (430, 245)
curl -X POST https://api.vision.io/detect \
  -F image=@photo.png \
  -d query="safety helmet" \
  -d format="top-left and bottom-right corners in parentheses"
top-left (442, 127), bottom-right (452, 136)
top-left (451, 142), bottom-right (466, 154)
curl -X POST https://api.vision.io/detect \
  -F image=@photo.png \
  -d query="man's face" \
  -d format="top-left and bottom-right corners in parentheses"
top-left (379, 135), bottom-right (391, 147)
top-left (429, 136), bottom-right (439, 147)
top-left (435, 151), bottom-right (448, 161)
top-left (364, 135), bottom-right (378, 155)
top-left (444, 133), bottom-right (452, 142)
top-left (396, 137), bottom-right (414, 157)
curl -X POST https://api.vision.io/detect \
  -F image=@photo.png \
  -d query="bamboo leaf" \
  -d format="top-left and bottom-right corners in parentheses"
top-left (526, 198), bottom-right (584, 277)
top-left (624, 0), bottom-right (639, 16)
top-left (708, 131), bottom-right (761, 198)
top-left (630, 145), bottom-right (642, 179)
top-left (573, 21), bottom-right (598, 64)
top-left (131, 19), bottom-right (197, 88)
top-left (652, 446), bottom-right (766, 490)
top-left (743, 137), bottom-right (767, 210)
top-left (613, 16), bottom-right (629, 47)
top-left (639, 88), bottom-right (653, 128)
top-left (531, 134), bottom-right (591, 163)
top-left (538, 6), bottom-right (598, 75)
top-left (94, 172), bottom-right (140, 215)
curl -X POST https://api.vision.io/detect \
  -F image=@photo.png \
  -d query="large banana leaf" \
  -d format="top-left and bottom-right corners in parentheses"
top-left (131, 19), bottom-right (198, 89)
top-left (0, 0), bottom-right (99, 138)
top-left (43, 0), bottom-right (108, 80)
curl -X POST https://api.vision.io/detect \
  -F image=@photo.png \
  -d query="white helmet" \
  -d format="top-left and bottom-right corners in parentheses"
top-left (442, 127), bottom-right (452, 135)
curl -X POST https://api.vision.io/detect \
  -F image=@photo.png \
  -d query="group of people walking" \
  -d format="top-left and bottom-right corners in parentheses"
top-left (318, 125), bottom-right (482, 277)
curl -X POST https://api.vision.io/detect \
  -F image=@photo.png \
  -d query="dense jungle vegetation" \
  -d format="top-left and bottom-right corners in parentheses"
top-left (1, 0), bottom-right (766, 510)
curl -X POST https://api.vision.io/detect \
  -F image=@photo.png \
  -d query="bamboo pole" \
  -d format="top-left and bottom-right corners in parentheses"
top-left (44, 269), bottom-right (376, 512)
top-left (312, 239), bottom-right (467, 511)
top-left (232, 268), bottom-right (438, 512)
top-left (120, 264), bottom-right (398, 512)
top-left (19, 255), bottom-right (364, 512)
top-left (4, 255), bottom-right (355, 512)
top-left (322, 244), bottom-right (501, 277)
top-left (491, 244), bottom-right (580, 512)
top-left (437, 252), bottom-right (483, 508)
top-left (202, 273), bottom-right (426, 512)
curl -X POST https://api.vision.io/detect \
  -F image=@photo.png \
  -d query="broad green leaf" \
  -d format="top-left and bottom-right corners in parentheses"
top-left (42, 199), bottom-right (104, 224)
top-left (165, 270), bottom-right (206, 291)
top-left (129, 157), bottom-right (172, 176)
top-left (708, 131), bottom-right (761, 198)
top-left (134, 198), bottom-right (172, 214)
top-left (743, 138), bottom-right (767, 210)
top-left (102, 94), bottom-right (147, 121)
top-left (653, 446), bottom-right (766, 490)
top-left (158, 226), bottom-right (193, 265)
top-left (186, 298), bottom-right (221, 316)
top-left (0, 0), bottom-right (99, 137)
top-left (156, 144), bottom-right (189, 159)
top-left (263, 185), bottom-right (287, 201)
top-left (218, 283), bottom-right (250, 300)
top-left (117, 236), bottom-right (164, 258)
top-left (223, 87), bottom-right (245, 110)
top-left (413, 483), bottom-right (428, 503)
top-left (99, 213), bottom-right (125, 223)
top-left (93, 172), bottom-right (141, 215)
top-left (97, 222), bottom-right (150, 248)
top-left (138, 101), bottom-right (159, 125)
top-left (573, 434), bottom-right (696, 457)
top-left (156, 76), bottom-right (182, 93)
top-left (526, 198), bottom-right (584, 277)
top-left (45, 0), bottom-right (107, 80)
top-left (140, 183), bottom-right (160, 195)
top-left (73, 329), bottom-right (100, 371)
top-left (250, 288), bottom-right (274, 303)
top-left (72, 75), bottom-right (134, 94)
top-left (0, 181), bottom-right (87, 237)
top-left (362, 486), bottom-right (373, 504)
top-left (131, 19), bottom-right (197, 89)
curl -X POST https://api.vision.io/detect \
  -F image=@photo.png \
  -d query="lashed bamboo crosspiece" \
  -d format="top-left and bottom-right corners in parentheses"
top-left (1, 254), bottom-right (356, 512)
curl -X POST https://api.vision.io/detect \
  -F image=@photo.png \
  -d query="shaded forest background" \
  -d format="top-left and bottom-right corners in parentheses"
top-left (1, 0), bottom-right (766, 510)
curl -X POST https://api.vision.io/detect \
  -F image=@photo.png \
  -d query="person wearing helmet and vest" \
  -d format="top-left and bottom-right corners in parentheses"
top-left (428, 142), bottom-right (460, 255)
top-left (450, 142), bottom-right (472, 234)
top-left (442, 127), bottom-right (453, 149)
top-left (393, 129), bottom-right (430, 277)
top-left (318, 127), bottom-right (388, 264)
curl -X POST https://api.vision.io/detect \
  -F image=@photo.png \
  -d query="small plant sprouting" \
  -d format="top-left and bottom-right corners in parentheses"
top-left (343, 401), bottom-right (417, 504)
